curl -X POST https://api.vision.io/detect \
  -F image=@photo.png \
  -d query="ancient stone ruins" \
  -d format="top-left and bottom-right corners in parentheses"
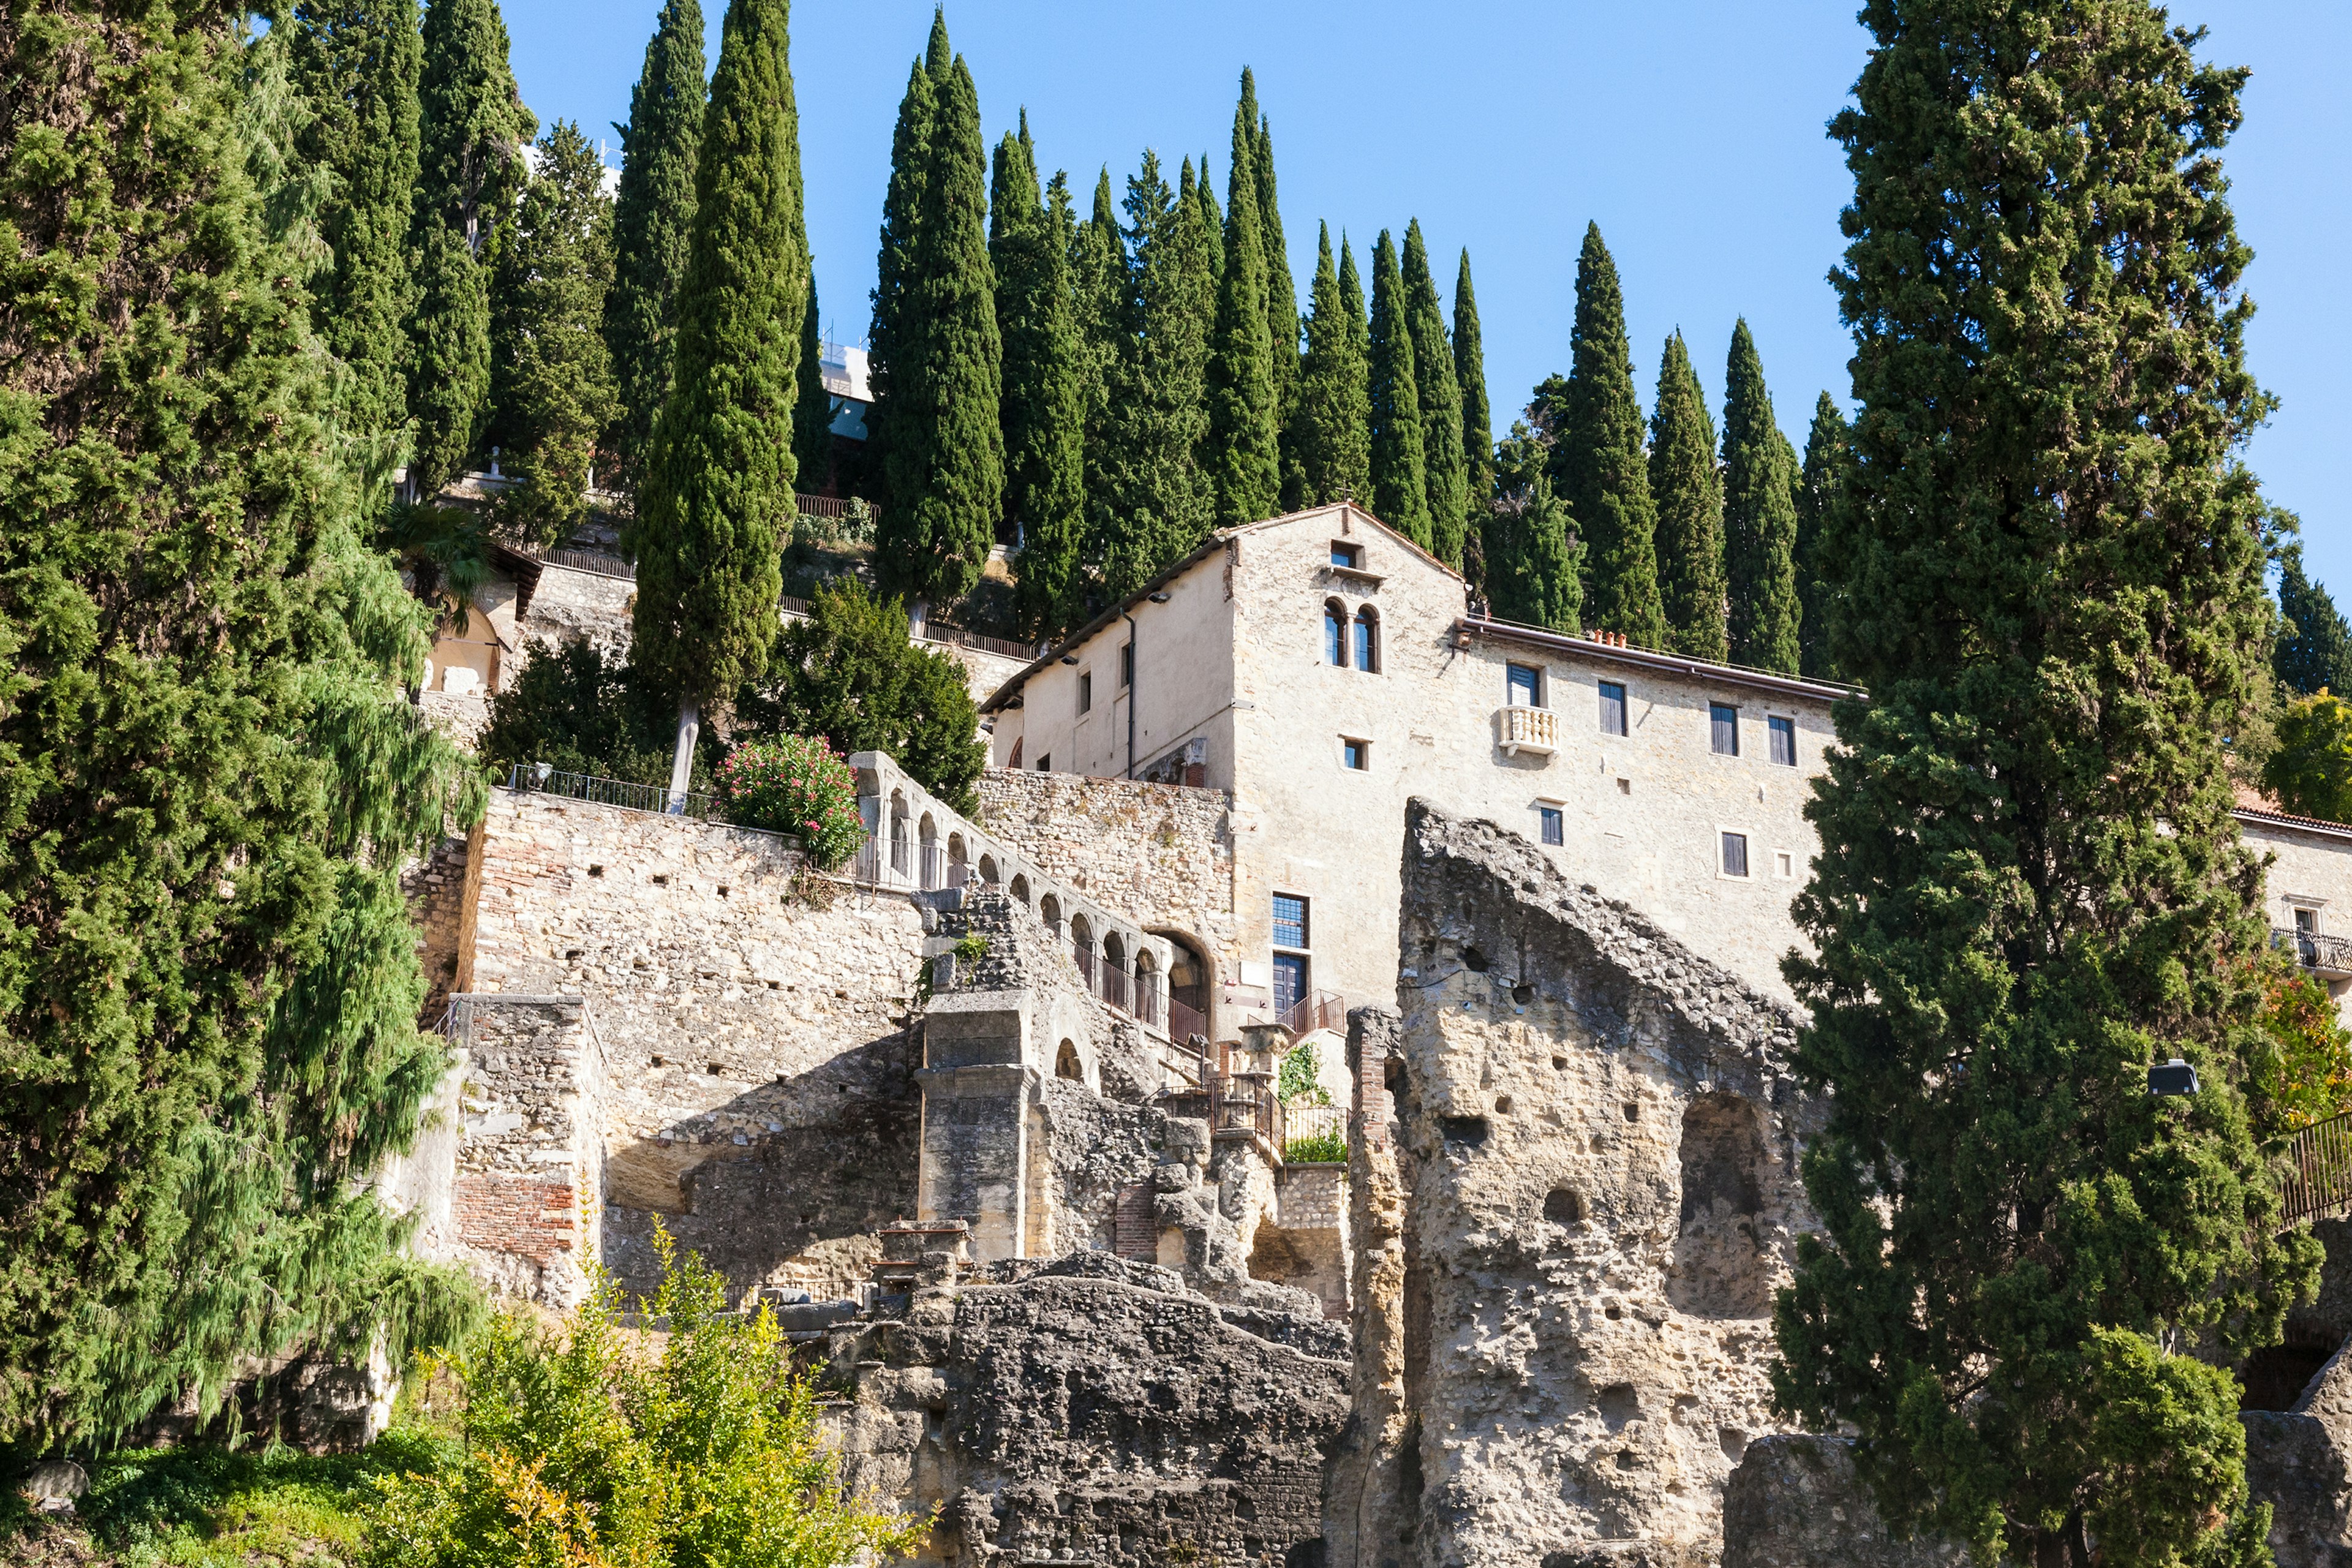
top-left (353, 505), bottom-right (2352, 1566)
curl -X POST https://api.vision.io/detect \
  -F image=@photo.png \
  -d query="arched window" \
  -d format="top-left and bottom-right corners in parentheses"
top-left (978, 854), bottom-right (999, 886)
top-left (1039, 893), bottom-right (1061, 935)
top-left (1056, 1039), bottom-right (1084, 1082)
top-left (888, 791), bottom-right (910, 875)
top-left (1324, 601), bottom-right (1347, 666)
top-left (1009, 873), bottom-right (1031, 906)
top-left (1354, 607), bottom-right (1379, 673)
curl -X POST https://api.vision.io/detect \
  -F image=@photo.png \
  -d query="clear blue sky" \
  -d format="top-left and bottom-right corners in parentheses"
top-left (507, 1), bottom-right (2352, 590)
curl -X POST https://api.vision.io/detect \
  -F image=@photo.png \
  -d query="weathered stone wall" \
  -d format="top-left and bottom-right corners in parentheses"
top-left (456, 788), bottom-right (930, 1301)
top-left (824, 1250), bottom-right (1351, 1568)
top-left (446, 995), bottom-right (600, 1306)
top-left (1328, 1007), bottom-right (1414, 1568)
top-left (1392, 801), bottom-right (1822, 1568)
top-left (522, 561), bottom-right (635, 660)
top-left (1721, 1439), bottom-right (1963, 1568)
top-left (402, 832), bottom-right (470, 1023)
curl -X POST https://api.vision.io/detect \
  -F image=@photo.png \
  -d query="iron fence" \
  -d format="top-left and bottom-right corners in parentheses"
top-left (508, 764), bottom-right (723, 823)
top-left (1283, 1103), bottom-right (1346, 1163)
top-left (1280, 989), bottom-right (1347, 1038)
top-left (1166, 996), bottom-right (1207, 1047)
top-left (2274, 926), bottom-right (2352, 974)
top-left (2283, 1109), bottom-right (2352, 1227)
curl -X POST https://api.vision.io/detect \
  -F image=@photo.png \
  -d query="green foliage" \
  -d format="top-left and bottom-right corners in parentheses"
top-left (382, 502), bottom-right (497, 636)
top-left (1366, 230), bottom-right (1430, 549)
top-left (1553, 224), bottom-right (1664, 647)
top-left (867, 37), bottom-right (935, 505)
top-left (407, 0), bottom-right (533, 495)
top-left (2264, 690), bottom-right (2352, 825)
top-left (629, 0), bottom-right (805, 710)
top-left (489, 121), bottom-right (621, 546)
top-left (1283, 1128), bottom-right (1346, 1164)
top-left (737, 578), bottom-right (986, 815)
top-left (1292, 225), bottom-right (1371, 511)
top-left (478, 639), bottom-right (719, 791)
top-left (1774, 7), bottom-right (2316, 1565)
top-left (1205, 88), bottom-right (1282, 527)
top-left (712, 734), bottom-right (865, 869)
top-left (1794, 391), bottom-right (1849, 680)
top-left (2275, 543), bottom-right (2352, 699)
top-left (875, 22), bottom-right (1003, 609)
top-left (1071, 168), bottom-right (1128, 606)
top-left (994, 129), bottom-right (1087, 639)
top-left (1453, 249), bottom-right (1495, 594)
top-left (1485, 421), bottom-right (1581, 632)
top-left (1277, 1041), bottom-right (1330, 1106)
top-left (1648, 331), bottom-right (1727, 661)
top-left (287, 0), bottom-right (423, 480)
top-left (0, 0), bottom-right (484, 1444)
top-left (2248, 952), bottom-right (2352, 1134)
top-left (366, 1231), bottom-right (926, 1568)
top-left (604, 0), bottom-right (704, 496)
top-left (1721, 319), bottom-right (1800, 673)
top-left (1401, 221), bottom-right (1467, 570)
top-left (1245, 77), bottom-right (1305, 516)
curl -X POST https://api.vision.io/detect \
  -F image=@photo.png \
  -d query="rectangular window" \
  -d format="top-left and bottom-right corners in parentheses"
top-left (1539, 806), bottom-right (1564, 846)
top-left (1599, 680), bottom-right (1627, 736)
top-left (1121, 643), bottom-right (1134, 688)
top-left (1342, 737), bottom-right (1368, 771)
top-left (1078, 672), bottom-right (1093, 714)
top-left (1272, 893), bottom-right (1310, 951)
top-left (1711, 702), bottom-right (1739, 756)
top-left (2298, 907), bottom-right (2321, 937)
top-left (1769, 715), bottom-right (1796, 766)
top-left (1508, 663), bottom-right (1542, 708)
top-left (1721, 831), bottom-right (1750, 878)
top-left (1272, 951), bottom-right (1309, 1016)
top-left (1775, 849), bottom-right (1795, 879)
top-left (1331, 541), bottom-right (1362, 568)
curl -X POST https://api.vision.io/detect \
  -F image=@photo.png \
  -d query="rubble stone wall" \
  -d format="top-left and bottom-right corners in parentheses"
top-left (402, 832), bottom-right (470, 1023)
top-left (445, 995), bottom-right (600, 1305)
top-left (1392, 801), bottom-right (1823, 1568)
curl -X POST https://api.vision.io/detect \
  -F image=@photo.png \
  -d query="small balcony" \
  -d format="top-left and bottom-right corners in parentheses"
top-left (1497, 704), bottom-right (1558, 759)
top-left (2275, 927), bottom-right (2352, 979)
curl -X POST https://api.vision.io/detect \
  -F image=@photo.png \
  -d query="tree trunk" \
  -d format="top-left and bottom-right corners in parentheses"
top-left (667, 695), bottom-right (699, 812)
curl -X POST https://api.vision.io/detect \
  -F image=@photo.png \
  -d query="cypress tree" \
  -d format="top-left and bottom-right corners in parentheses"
top-left (1401, 221), bottom-right (1467, 568)
top-left (2, 0), bottom-right (480, 1442)
top-left (1071, 167), bottom-right (1128, 595)
top-left (1793, 391), bottom-right (1849, 679)
top-left (1776, 10), bottom-right (2312, 1566)
top-left (875, 39), bottom-right (1002, 609)
top-left (865, 14), bottom-right (942, 497)
top-left (1720, 319), bottom-right (1800, 673)
top-left (1488, 421), bottom-right (1582, 631)
top-left (288, 0), bottom-right (423, 476)
top-left (1204, 98), bottom-right (1281, 525)
top-left (1454, 249), bottom-right (1495, 593)
top-left (2276, 543), bottom-right (2352, 697)
top-left (407, 0), bottom-right (532, 495)
top-left (1366, 230), bottom-right (1430, 548)
top-left (488, 121), bottom-right (622, 545)
top-left (603, 0), bottom-right (703, 494)
top-left (993, 129), bottom-right (1086, 638)
top-left (1242, 75), bottom-right (1304, 513)
top-left (1555, 223), bottom-right (1664, 646)
top-left (1648, 331), bottom-right (1727, 660)
top-left (792, 281), bottom-right (832, 490)
top-left (1292, 224), bottom-right (1371, 509)
top-left (630, 0), bottom-right (807, 799)
top-left (1186, 156), bottom-right (1224, 300)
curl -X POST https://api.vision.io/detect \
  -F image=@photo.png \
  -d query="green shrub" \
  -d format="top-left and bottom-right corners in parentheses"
top-left (712, 734), bottom-right (865, 870)
top-left (1278, 1041), bottom-right (1332, 1107)
top-left (2265, 689), bottom-right (2352, 824)
top-left (366, 1228), bottom-right (923, 1568)
top-left (1283, 1129), bottom-right (1346, 1164)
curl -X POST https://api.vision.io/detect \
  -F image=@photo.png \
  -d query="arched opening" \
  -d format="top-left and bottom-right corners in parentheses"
top-left (888, 791), bottom-right (909, 876)
top-left (1009, 873), bottom-right (1031, 907)
top-left (946, 831), bottom-right (968, 888)
top-left (1668, 1093), bottom-right (1771, 1318)
top-left (1324, 600), bottom-right (1348, 666)
top-left (1152, 930), bottom-right (1213, 1046)
top-left (1039, 893), bottom-right (1061, 935)
top-left (918, 813), bottom-right (940, 889)
top-left (1070, 914), bottom-right (1096, 989)
top-left (1055, 1039), bottom-right (1084, 1082)
top-left (1102, 931), bottom-right (1129, 1012)
top-left (1134, 948), bottom-right (1162, 1029)
top-left (1353, 606), bottom-right (1380, 673)
top-left (978, 854), bottom-right (999, 886)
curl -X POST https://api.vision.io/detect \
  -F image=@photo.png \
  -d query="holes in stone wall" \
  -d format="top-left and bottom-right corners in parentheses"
top-left (565, 948), bottom-right (583, 961)
top-left (1597, 1382), bottom-right (1638, 1430)
top-left (587, 864), bottom-right (605, 877)
top-left (651, 874), bottom-right (669, 886)
top-left (1461, 945), bottom-right (1490, 973)
top-left (1552, 1055), bottom-right (1568, 1071)
top-left (1668, 1091), bottom-right (1772, 1318)
top-left (1511, 983), bottom-right (1534, 1004)
top-left (1542, 1188), bottom-right (1583, 1226)
top-left (1494, 1095), bottom-right (1513, 1115)
top-left (1623, 1101), bottom-right (1640, 1122)
top-left (1055, 1039), bottom-right (1084, 1082)
top-left (1439, 1115), bottom-right (1489, 1150)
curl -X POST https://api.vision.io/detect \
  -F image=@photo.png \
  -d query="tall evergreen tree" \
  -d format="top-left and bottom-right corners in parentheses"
top-left (1204, 98), bottom-right (1281, 524)
top-left (603, 0), bottom-right (703, 494)
top-left (1366, 230), bottom-right (1430, 548)
top-left (488, 121), bottom-right (622, 544)
top-left (288, 0), bottom-right (423, 476)
top-left (1793, 391), bottom-right (1849, 679)
top-left (1720, 319), bottom-right (1800, 672)
top-left (407, 0), bottom-right (532, 494)
top-left (2276, 543), bottom-right (2352, 697)
top-left (2, 0), bottom-right (480, 1443)
top-left (1776, 10), bottom-right (2312, 1567)
top-left (1555, 224), bottom-right (1664, 646)
top-left (864, 12), bottom-right (943, 497)
top-left (993, 129), bottom-right (1086, 637)
top-left (630, 0), bottom-right (807, 799)
top-left (1487, 421), bottom-right (1581, 631)
top-left (1401, 221), bottom-right (1467, 568)
top-left (1071, 167), bottom-right (1128, 598)
top-left (876, 39), bottom-right (1001, 608)
top-left (1240, 74), bottom-right (1304, 513)
top-left (1186, 156), bottom-right (1224, 299)
top-left (1454, 248), bottom-right (1495, 591)
top-left (1292, 225), bottom-right (1371, 509)
top-left (792, 282), bottom-right (832, 489)
top-left (1648, 331), bottom-right (1727, 660)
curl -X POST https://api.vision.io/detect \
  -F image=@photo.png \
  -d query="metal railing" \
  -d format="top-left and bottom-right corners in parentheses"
top-left (1280, 989), bottom-right (1348, 1038)
top-left (508, 764), bottom-right (722, 823)
top-left (1166, 995), bottom-right (1207, 1047)
top-left (924, 622), bottom-right (1041, 662)
top-left (793, 492), bottom-right (856, 520)
top-left (2274, 927), bottom-right (2352, 975)
top-left (2283, 1109), bottom-right (2352, 1227)
top-left (1283, 1103), bottom-right (1347, 1163)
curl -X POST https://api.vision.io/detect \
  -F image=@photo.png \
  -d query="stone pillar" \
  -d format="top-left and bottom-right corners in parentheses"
top-left (917, 991), bottom-right (1040, 1261)
top-left (1326, 1006), bottom-right (1412, 1568)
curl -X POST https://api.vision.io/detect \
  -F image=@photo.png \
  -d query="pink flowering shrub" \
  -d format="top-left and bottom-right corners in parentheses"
top-left (713, 734), bottom-right (865, 870)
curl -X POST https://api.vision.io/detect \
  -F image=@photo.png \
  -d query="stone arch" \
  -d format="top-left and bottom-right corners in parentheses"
top-left (916, 813), bottom-right (939, 888)
top-left (1039, 892), bottom-right (1061, 935)
top-left (1668, 1091), bottom-right (1772, 1318)
top-left (946, 831), bottom-right (968, 887)
top-left (1009, 873), bottom-right (1030, 906)
top-left (1353, 604), bottom-right (1380, 673)
top-left (1150, 929), bottom-right (1213, 1043)
top-left (1055, 1039), bottom-right (1084, 1082)
top-left (888, 791), bottom-right (910, 876)
top-left (1133, 946), bottom-right (1161, 1027)
top-left (1069, 914), bottom-right (1096, 988)
top-left (1324, 599), bottom-right (1348, 666)
top-left (978, 853), bottom-right (999, 886)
